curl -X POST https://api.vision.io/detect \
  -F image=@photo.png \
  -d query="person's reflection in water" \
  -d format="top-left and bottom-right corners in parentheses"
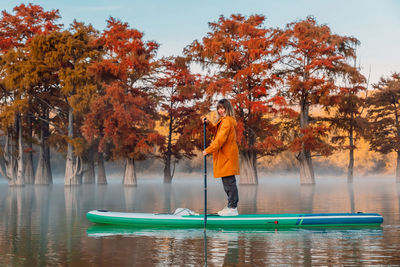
top-left (222, 239), bottom-right (239, 266)
top-left (205, 231), bottom-right (239, 266)
top-left (204, 231), bottom-right (208, 267)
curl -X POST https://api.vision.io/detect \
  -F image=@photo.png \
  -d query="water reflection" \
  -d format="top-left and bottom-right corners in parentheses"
top-left (347, 183), bottom-right (355, 213)
top-left (0, 178), bottom-right (400, 266)
top-left (397, 183), bottom-right (400, 217)
top-left (86, 225), bottom-right (384, 266)
top-left (238, 185), bottom-right (258, 214)
top-left (123, 186), bottom-right (136, 211)
top-left (300, 185), bottom-right (315, 213)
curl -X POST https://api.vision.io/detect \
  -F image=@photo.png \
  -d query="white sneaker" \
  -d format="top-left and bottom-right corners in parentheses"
top-left (217, 206), bottom-right (229, 214)
top-left (218, 207), bottom-right (239, 216)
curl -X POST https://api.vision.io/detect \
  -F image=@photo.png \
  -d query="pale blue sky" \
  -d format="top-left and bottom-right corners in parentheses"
top-left (2, 0), bottom-right (399, 84)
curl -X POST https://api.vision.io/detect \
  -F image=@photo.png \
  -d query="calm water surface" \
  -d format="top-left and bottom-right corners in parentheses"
top-left (1, 176), bottom-right (400, 266)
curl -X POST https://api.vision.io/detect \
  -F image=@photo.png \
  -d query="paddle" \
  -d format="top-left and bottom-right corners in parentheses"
top-left (203, 120), bottom-right (207, 229)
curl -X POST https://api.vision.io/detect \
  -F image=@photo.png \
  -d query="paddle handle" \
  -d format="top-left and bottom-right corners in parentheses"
top-left (203, 120), bottom-right (207, 229)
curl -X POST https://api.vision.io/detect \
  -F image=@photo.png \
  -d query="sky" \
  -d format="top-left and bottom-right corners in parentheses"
top-left (2, 0), bottom-right (400, 84)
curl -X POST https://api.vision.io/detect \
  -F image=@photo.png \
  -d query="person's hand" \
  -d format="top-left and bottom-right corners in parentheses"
top-left (201, 117), bottom-right (208, 124)
top-left (202, 150), bottom-right (207, 156)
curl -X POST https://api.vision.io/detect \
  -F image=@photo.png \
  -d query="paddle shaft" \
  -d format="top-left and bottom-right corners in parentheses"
top-left (203, 121), bottom-right (207, 229)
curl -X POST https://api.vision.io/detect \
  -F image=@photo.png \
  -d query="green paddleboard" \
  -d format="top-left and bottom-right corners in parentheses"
top-left (86, 210), bottom-right (383, 228)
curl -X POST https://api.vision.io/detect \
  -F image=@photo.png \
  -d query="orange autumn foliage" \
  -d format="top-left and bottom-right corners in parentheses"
top-left (185, 14), bottom-right (285, 158)
top-left (82, 18), bottom-right (161, 161)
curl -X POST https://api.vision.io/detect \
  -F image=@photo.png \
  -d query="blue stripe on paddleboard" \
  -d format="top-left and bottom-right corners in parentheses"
top-left (301, 213), bottom-right (383, 225)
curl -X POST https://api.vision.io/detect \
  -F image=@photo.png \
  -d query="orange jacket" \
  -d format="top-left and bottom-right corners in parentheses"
top-left (205, 116), bottom-right (240, 178)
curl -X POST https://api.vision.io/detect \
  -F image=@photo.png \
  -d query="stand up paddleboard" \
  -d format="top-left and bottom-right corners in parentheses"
top-left (86, 210), bottom-right (383, 228)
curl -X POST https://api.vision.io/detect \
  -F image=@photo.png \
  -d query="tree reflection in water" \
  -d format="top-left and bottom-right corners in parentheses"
top-left (0, 177), bottom-right (399, 266)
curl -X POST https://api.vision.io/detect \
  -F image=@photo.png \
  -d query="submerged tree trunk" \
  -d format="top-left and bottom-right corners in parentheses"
top-left (348, 136), bottom-right (354, 183)
top-left (123, 158), bottom-right (137, 186)
top-left (64, 147), bottom-right (83, 185)
top-left (240, 110), bottom-right (258, 185)
top-left (298, 99), bottom-right (315, 185)
top-left (163, 159), bottom-right (173, 184)
top-left (97, 152), bottom-right (107, 184)
top-left (83, 146), bottom-right (95, 184)
top-left (15, 114), bottom-right (24, 186)
top-left (163, 115), bottom-right (173, 184)
top-left (2, 115), bottom-right (25, 186)
top-left (64, 107), bottom-right (82, 185)
top-left (34, 131), bottom-right (52, 184)
top-left (239, 150), bottom-right (258, 185)
top-left (24, 153), bottom-right (34, 184)
top-left (24, 114), bottom-right (35, 184)
top-left (298, 149), bottom-right (315, 184)
top-left (35, 111), bottom-right (52, 185)
top-left (83, 159), bottom-right (95, 184)
top-left (3, 131), bottom-right (17, 186)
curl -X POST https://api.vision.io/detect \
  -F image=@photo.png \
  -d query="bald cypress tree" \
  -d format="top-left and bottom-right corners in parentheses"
top-left (367, 73), bottom-right (400, 182)
top-left (0, 4), bottom-right (61, 185)
top-left (278, 17), bottom-right (361, 184)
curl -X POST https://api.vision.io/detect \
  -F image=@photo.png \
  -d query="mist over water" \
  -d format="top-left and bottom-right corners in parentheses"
top-left (1, 175), bottom-right (400, 266)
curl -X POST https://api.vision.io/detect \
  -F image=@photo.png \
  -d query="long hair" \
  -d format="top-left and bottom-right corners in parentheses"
top-left (216, 99), bottom-right (235, 120)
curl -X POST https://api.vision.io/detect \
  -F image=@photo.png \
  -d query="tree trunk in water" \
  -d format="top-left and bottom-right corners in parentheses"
top-left (24, 113), bottom-right (35, 184)
top-left (83, 146), bottom-right (95, 184)
top-left (163, 157), bottom-right (172, 184)
top-left (15, 114), bottom-right (24, 186)
top-left (348, 147), bottom-right (354, 183)
top-left (83, 160), bottom-right (95, 184)
top-left (123, 158), bottom-right (137, 186)
top-left (239, 151), bottom-right (258, 185)
top-left (97, 152), bottom-right (107, 184)
top-left (45, 143), bottom-right (52, 181)
top-left (4, 131), bottom-right (18, 186)
top-left (35, 114), bottom-right (52, 185)
top-left (34, 133), bottom-right (52, 184)
top-left (65, 149), bottom-right (82, 185)
top-left (34, 140), bottom-right (48, 184)
top-left (164, 115), bottom-right (173, 184)
top-left (64, 107), bottom-right (82, 185)
top-left (24, 155), bottom-right (34, 184)
top-left (3, 115), bottom-right (25, 186)
top-left (298, 99), bottom-right (315, 185)
top-left (298, 149), bottom-right (315, 184)
top-left (396, 151), bottom-right (400, 183)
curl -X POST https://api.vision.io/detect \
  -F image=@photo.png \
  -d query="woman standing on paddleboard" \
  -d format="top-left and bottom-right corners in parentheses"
top-left (202, 99), bottom-right (240, 216)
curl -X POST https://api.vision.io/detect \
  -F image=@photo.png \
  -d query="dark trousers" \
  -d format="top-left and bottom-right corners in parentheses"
top-left (222, 175), bottom-right (239, 208)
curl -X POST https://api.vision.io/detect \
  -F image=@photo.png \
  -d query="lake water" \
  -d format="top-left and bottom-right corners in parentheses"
top-left (1, 176), bottom-right (400, 266)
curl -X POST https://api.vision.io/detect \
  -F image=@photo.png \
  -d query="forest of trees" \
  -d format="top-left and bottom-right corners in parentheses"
top-left (0, 4), bottom-right (399, 186)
